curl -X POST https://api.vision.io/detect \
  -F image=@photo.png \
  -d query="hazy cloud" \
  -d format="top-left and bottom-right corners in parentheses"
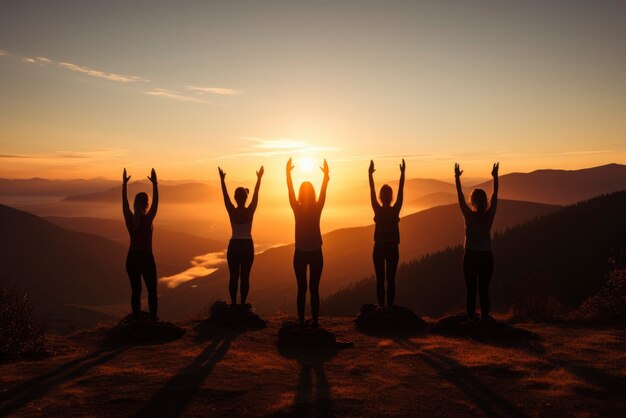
top-left (185, 85), bottom-right (240, 95)
top-left (144, 88), bottom-right (212, 104)
top-left (36, 56), bottom-right (51, 63)
top-left (22, 57), bottom-right (36, 63)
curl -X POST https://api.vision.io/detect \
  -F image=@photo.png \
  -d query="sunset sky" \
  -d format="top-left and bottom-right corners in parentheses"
top-left (1, 0), bottom-right (625, 183)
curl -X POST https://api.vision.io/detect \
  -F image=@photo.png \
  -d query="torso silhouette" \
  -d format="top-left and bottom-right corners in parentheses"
top-left (228, 206), bottom-right (254, 239)
top-left (293, 204), bottom-right (323, 251)
top-left (373, 205), bottom-right (401, 243)
top-left (125, 213), bottom-right (154, 251)
top-left (463, 208), bottom-right (495, 251)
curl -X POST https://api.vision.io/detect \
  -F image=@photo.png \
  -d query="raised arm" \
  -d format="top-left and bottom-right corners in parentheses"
top-left (146, 168), bottom-right (159, 219)
top-left (122, 168), bottom-right (133, 223)
top-left (286, 158), bottom-right (298, 210)
top-left (368, 160), bottom-right (379, 210)
top-left (394, 159), bottom-right (406, 210)
top-left (455, 163), bottom-right (471, 217)
top-left (489, 162), bottom-right (499, 215)
top-left (248, 166), bottom-right (264, 213)
top-left (317, 159), bottom-right (330, 210)
top-left (218, 167), bottom-right (235, 213)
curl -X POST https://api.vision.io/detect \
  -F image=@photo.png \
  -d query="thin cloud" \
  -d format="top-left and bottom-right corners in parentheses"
top-left (58, 62), bottom-right (147, 83)
top-left (217, 137), bottom-right (340, 159)
top-left (185, 85), bottom-right (240, 95)
top-left (144, 88), bottom-right (212, 104)
top-left (0, 148), bottom-right (128, 160)
top-left (0, 49), bottom-right (239, 105)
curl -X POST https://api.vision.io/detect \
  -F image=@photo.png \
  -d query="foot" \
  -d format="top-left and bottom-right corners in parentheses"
top-left (311, 320), bottom-right (320, 329)
top-left (481, 314), bottom-right (495, 322)
top-left (467, 313), bottom-right (478, 322)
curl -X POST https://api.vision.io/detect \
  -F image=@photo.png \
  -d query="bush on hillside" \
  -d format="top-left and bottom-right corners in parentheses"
top-left (574, 268), bottom-right (626, 326)
top-left (0, 284), bottom-right (46, 361)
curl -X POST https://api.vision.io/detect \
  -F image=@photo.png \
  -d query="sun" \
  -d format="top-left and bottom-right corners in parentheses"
top-left (298, 156), bottom-right (316, 173)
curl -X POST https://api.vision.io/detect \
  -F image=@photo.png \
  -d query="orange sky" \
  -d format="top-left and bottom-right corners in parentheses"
top-left (1, 1), bottom-right (625, 182)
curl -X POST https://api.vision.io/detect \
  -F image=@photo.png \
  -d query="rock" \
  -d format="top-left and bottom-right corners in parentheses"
top-left (354, 304), bottom-right (428, 331)
top-left (208, 300), bottom-right (268, 329)
top-left (277, 321), bottom-right (353, 349)
top-left (107, 311), bottom-right (186, 343)
top-left (431, 313), bottom-right (541, 347)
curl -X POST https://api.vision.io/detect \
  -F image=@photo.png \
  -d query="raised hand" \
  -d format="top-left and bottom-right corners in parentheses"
top-left (369, 160), bottom-right (375, 175)
top-left (147, 168), bottom-right (158, 184)
top-left (257, 166), bottom-right (265, 179)
top-left (123, 168), bottom-right (131, 184)
top-left (491, 162), bottom-right (499, 178)
top-left (286, 158), bottom-right (294, 173)
top-left (455, 163), bottom-right (463, 178)
top-left (218, 167), bottom-right (226, 180)
top-left (400, 159), bottom-right (406, 173)
top-left (320, 159), bottom-right (329, 178)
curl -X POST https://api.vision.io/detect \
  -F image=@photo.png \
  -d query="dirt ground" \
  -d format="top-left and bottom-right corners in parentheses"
top-left (1, 316), bottom-right (624, 417)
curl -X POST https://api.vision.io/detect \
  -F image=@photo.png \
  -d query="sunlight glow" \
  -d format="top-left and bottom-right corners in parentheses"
top-left (298, 156), bottom-right (316, 173)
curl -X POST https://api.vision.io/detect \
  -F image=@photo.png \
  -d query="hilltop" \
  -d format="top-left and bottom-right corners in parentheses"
top-left (0, 315), bottom-right (624, 417)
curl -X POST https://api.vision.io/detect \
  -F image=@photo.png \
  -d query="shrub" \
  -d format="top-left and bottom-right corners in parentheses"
top-left (0, 284), bottom-right (46, 361)
top-left (575, 268), bottom-right (626, 326)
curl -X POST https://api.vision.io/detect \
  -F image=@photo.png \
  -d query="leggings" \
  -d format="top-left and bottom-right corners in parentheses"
top-left (293, 249), bottom-right (324, 324)
top-left (226, 239), bottom-right (254, 305)
top-left (126, 250), bottom-right (158, 318)
top-left (463, 249), bottom-right (493, 318)
top-left (373, 241), bottom-right (399, 307)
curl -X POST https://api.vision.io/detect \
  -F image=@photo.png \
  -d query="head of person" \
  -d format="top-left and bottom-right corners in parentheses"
top-left (298, 181), bottom-right (317, 208)
top-left (470, 188), bottom-right (488, 213)
top-left (234, 187), bottom-right (249, 207)
top-left (379, 184), bottom-right (393, 206)
top-left (134, 192), bottom-right (150, 215)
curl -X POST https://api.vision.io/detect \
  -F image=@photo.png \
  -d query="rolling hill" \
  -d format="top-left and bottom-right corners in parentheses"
top-left (160, 199), bottom-right (558, 319)
top-left (322, 191), bottom-right (626, 317)
top-left (473, 163), bottom-right (626, 205)
top-left (44, 216), bottom-right (224, 277)
top-left (0, 204), bottom-right (129, 327)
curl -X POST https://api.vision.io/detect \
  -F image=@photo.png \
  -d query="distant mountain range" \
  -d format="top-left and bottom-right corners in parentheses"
top-left (160, 199), bottom-right (558, 319)
top-left (322, 191), bottom-right (626, 317)
top-left (62, 181), bottom-right (214, 203)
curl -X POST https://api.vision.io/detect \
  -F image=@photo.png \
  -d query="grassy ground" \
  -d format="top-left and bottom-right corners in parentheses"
top-left (0, 316), bottom-right (624, 417)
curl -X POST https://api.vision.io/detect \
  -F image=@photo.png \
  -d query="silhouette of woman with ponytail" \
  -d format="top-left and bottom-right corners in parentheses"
top-left (455, 162), bottom-right (499, 321)
top-left (286, 158), bottom-right (329, 328)
top-left (122, 168), bottom-right (159, 320)
top-left (219, 166), bottom-right (264, 306)
top-left (369, 159), bottom-right (405, 308)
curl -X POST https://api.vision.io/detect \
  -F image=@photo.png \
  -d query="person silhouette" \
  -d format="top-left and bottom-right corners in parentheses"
top-left (286, 158), bottom-right (330, 328)
top-left (455, 162), bottom-right (499, 321)
top-left (368, 159), bottom-right (405, 308)
top-left (218, 165), bottom-right (264, 306)
top-left (122, 168), bottom-right (159, 320)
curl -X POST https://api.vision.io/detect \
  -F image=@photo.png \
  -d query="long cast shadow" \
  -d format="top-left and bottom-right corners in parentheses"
top-left (0, 345), bottom-right (126, 416)
top-left (277, 344), bottom-right (336, 418)
top-left (545, 356), bottom-right (626, 397)
top-left (395, 338), bottom-right (528, 418)
top-left (133, 331), bottom-right (239, 418)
